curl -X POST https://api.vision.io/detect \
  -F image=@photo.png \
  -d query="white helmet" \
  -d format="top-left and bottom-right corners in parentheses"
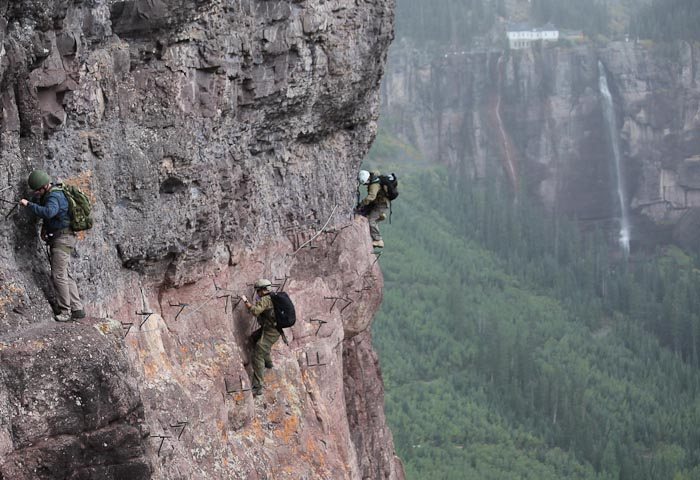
top-left (358, 170), bottom-right (370, 185)
top-left (254, 279), bottom-right (272, 292)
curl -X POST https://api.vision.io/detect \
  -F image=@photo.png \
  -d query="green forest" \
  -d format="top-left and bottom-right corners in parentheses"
top-left (630, 0), bottom-right (700, 41)
top-left (529, 0), bottom-right (609, 36)
top-left (394, 0), bottom-right (632, 44)
top-left (394, 0), bottom-right (501, 45)
top-left (395, 0), bottom-right (700, 45)
top-left (367, 136), bottom-right (700, 479)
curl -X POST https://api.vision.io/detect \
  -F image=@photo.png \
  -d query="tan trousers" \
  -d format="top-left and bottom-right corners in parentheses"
top-left (49, 234), bottom-right (83, 315)
top-left (367, 203), bottom-right (389, 241)
top-left (252, 326), bottom-right (280, 389)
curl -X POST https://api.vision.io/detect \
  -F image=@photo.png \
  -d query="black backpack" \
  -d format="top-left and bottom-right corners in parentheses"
top-left (270, 292), bottom-right (296, 330)
top-left (379, 173), bottom-right (399, 201)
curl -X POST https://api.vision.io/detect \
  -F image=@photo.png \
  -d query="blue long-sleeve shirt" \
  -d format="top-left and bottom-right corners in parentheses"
top-left (26, 188), bottom-right (71, 233)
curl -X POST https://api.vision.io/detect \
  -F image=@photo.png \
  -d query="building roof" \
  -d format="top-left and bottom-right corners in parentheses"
top-left (506, 22), bottom-right (558, 33)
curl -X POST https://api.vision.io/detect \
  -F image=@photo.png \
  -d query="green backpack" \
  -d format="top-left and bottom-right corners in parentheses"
top-left (51, 184), bottom-right (94, 231)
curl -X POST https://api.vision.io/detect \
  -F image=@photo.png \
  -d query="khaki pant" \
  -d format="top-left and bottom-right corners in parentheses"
top-left (367, 203), bottom-right (389, 241)
top-left (252, 326), bottom-right (280, 389)
top-left (49, 234), bottom-right (83, 315)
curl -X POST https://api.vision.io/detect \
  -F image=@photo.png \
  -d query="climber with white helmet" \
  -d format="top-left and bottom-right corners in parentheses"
top-left (356, 169), bottom-right (397, 248)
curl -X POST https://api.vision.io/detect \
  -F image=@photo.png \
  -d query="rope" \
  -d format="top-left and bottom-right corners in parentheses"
top-left (291, 204), bottom-right (338, 256)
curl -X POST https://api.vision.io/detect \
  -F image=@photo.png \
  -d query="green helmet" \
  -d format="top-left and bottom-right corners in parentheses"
top-left (254, 279), bottom-right (272, 291)
top-left (27, 170), bottom-right (51, 190)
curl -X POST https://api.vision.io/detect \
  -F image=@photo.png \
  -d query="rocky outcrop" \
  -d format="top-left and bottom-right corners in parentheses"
top-left (343, 330), bottom-right (403, 480)
top-left (0, 321), bottom-right (149, 479)
top-left (0, 0), bottom-right (404, 478)
top-left (381, 39), bottom-right (700, 248)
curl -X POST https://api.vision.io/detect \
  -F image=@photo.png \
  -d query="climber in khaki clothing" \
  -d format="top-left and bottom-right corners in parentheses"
top-left (241, 279), bottom-right (280, 397)
top-left (19, 170), bottom-right (85, 322)
top-left (356, 169), bottom-right (390, 248)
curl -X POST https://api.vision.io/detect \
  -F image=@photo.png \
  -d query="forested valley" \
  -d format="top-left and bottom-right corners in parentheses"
top-left (630, 0), bottom-right (700, 41)
top-left (367, 135), bottom-right (700, 479)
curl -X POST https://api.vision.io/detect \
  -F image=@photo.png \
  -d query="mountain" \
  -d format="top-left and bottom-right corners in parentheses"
top-left (382, 1), bottom-right (700, 252)
top-left (368, 157), bottom-right (700, 480)
top-left (370, 1), bottom-right (700, 478)
top-left (0, 1), bottom-right (403, 478)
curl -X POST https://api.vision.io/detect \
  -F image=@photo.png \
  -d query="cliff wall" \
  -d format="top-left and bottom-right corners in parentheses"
top-left (381, 40), bottom-right (700, 248)
top-left (0, 1), bottom-right (404, 478)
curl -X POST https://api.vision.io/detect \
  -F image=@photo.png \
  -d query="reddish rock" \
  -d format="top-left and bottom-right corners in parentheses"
top-left (0, 1), bottom-right (403, 478)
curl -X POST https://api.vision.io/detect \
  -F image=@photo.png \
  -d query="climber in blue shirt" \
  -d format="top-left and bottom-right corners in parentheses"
top-left (20, 170), bottom-right (85, 322)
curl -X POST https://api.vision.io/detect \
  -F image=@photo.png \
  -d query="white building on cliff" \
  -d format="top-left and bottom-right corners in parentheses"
top-left (507, 23), bottom-right (559, 49)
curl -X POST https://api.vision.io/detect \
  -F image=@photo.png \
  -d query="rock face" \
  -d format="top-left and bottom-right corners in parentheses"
top-left (381, 39), bottom-right (700, 249)
top-left (0, 322), bottom-right (149, 479)
top-left (0, 0), bottom-right (404, 478)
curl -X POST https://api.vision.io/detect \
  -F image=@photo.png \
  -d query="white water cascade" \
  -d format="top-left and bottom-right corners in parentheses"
top-left (598, 61), bottom-right (631, 256)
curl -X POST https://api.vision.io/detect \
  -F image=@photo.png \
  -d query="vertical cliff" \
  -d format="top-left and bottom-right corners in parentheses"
top-left (0, 1), bottom-right (405, 478)
top-left (381, 39), bottom-right (700, 249)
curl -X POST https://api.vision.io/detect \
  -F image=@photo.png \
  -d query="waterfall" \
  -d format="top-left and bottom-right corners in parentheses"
top-left (598, 61), bottom-right (630, 256)
top-left (494, 54), bottom-right (518, 196)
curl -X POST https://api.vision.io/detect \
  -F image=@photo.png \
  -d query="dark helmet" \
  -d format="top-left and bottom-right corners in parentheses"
top-left (27, 170), bottom-right (51, 190)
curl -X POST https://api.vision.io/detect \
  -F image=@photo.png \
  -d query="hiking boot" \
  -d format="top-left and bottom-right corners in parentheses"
top-left (372, 240), bottom-right (384, 248)
top-left (252, 386), bottom-right (263, 397)
top-left (55, 313), bottom-right (71, 322)
top-left (265, 360), bottom-right (273, 369)
top-left (71, 310), bottom-right (86, 319)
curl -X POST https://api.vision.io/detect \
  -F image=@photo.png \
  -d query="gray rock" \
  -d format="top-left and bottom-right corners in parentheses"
top-left (0, 320), bottom-right (150, 479)
top-left (0, 0), bottom-right (404, 478)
